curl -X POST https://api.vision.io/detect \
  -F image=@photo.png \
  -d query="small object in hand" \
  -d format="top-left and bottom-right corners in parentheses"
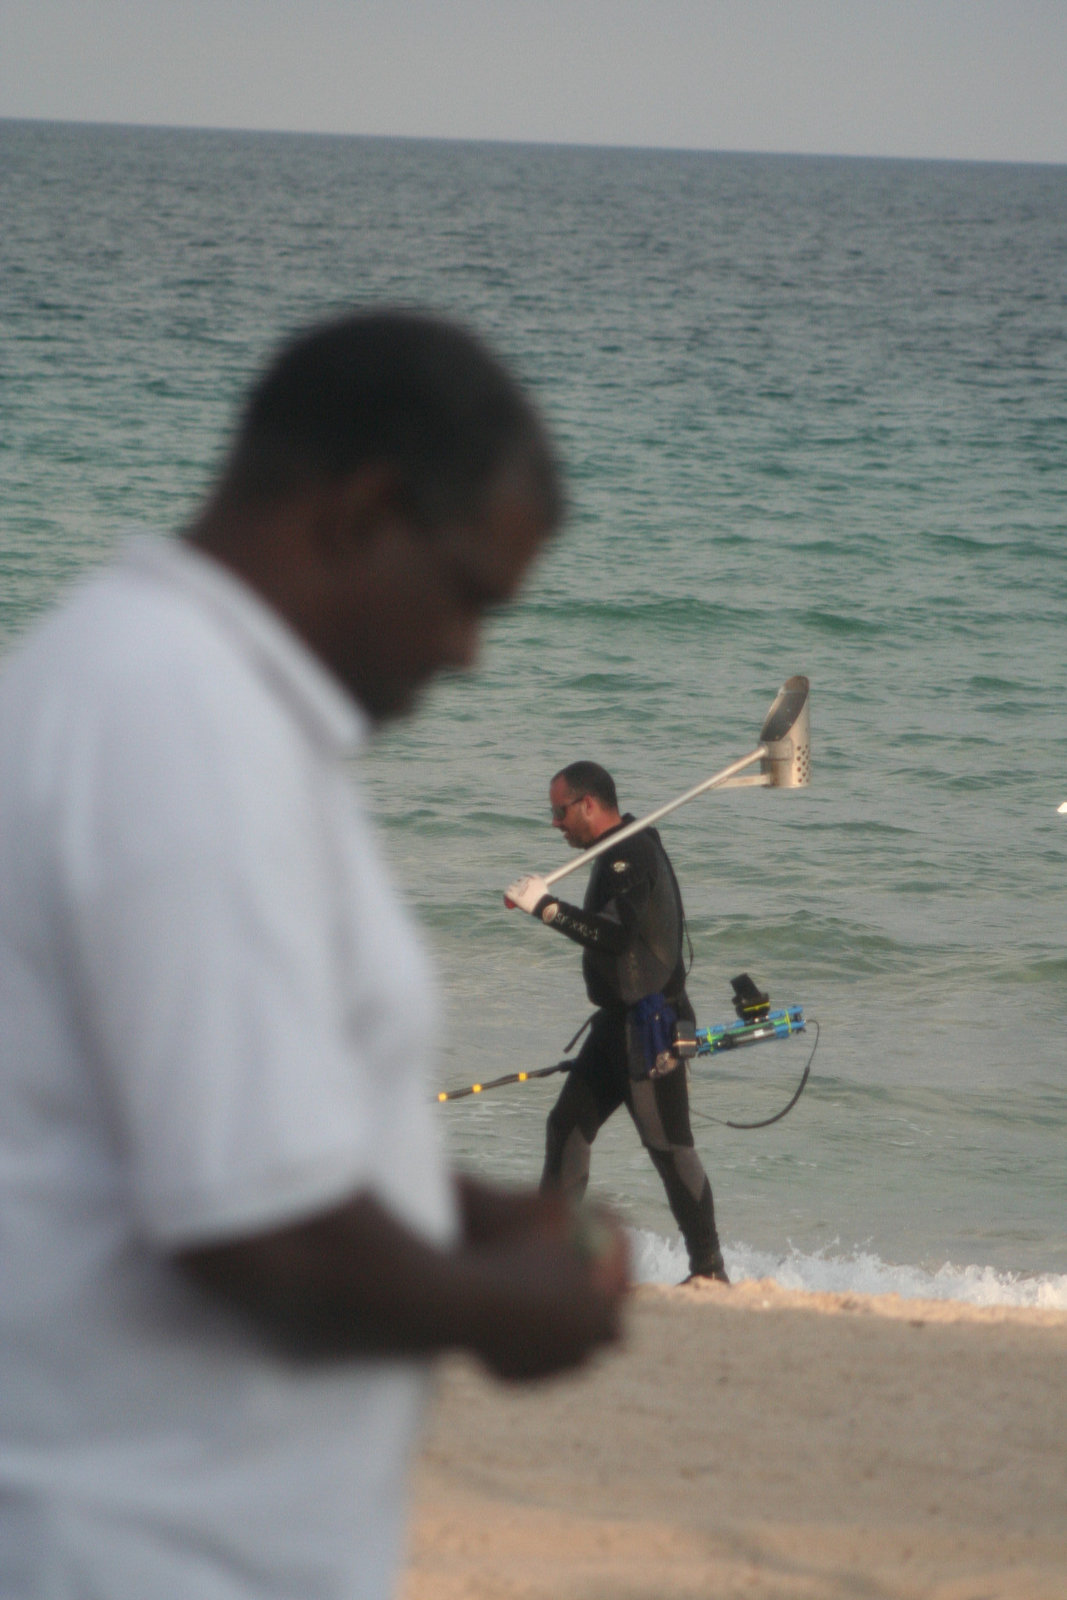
top-left (569, 1206), bottom-right (613, 1263)
top-left (569, 1205), bottom-right (630, 1295)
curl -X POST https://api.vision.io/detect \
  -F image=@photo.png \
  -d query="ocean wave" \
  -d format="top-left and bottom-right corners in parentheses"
top-left (629, 1228), bottom-right (1067, 1309)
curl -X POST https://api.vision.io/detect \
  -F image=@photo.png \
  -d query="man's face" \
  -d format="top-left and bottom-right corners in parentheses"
top-left (323, 467), bottom-right (550, 722)
top-left (549, 777), bottom-right (596, 849)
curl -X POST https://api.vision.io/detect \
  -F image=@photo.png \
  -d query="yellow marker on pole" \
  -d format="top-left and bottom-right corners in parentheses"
top-left (435, 1061), bottom-right (570, 1103)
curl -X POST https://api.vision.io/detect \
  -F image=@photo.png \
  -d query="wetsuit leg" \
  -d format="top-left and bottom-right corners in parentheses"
top-left (541, 1010), bottom-right (628, 1203)
top-left (626, 1066), bottom-right (726, 1278)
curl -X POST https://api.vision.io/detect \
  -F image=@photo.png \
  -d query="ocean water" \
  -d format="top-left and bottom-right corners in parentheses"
top-left (3, 119), bottom-right (1065, 1307)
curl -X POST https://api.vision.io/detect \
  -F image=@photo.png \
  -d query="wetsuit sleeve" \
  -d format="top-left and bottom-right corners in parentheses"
top-left (535, 896), bottom-right (629, 953)
top-left (536, 849), bottom-right (654, 956)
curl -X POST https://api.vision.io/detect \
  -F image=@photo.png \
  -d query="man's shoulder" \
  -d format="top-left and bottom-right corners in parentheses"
top-left (8, 556), bottom-right (246, 723)
top-left (593, 823), bottom-right (661, 881)
top-left (1, 550), bottom-right (190, 712)
top-left (2, 538), bottom-right (363, 761)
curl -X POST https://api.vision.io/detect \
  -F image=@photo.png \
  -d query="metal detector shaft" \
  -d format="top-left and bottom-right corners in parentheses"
top-left (436, 1060), bottom-right (568, 1102)
top-left (541, 746), bottom-right (765, 889)
top-left (537, 674), bottom-right (810, 892)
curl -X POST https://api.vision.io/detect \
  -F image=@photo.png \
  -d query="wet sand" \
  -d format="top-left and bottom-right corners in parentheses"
top-left (403, 1279), bottom-right (1067, 1600)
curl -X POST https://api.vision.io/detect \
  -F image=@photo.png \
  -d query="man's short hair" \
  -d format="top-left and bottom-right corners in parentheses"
top-left (553, 762), bottom-right (618, 811)
top-left (218, 309), bottom-right (564, 533)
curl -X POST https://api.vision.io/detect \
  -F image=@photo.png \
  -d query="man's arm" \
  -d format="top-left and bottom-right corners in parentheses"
top-left (507, 841), bottom-right (654, 952)
top-left (174, 1183), bottom-right (628, 1380)
top-left (534, 896), bottom-right (630, 951)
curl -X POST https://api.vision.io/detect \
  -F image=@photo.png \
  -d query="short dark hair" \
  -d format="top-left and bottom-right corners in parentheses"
top-left (553, 761), bottom-right (618, 811)
top-left (218, 308), bottom-right (564, 533)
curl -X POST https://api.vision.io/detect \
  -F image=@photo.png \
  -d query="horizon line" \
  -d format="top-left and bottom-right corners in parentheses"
top-left (3, 113), bottom-right (1064, 172)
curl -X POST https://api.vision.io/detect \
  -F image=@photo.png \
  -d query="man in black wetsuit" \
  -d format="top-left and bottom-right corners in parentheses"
top-left (506, 762), bottom-right (728, 1284)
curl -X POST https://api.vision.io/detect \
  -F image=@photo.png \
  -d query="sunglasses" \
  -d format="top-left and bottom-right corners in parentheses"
top-left (551, 795), bottom-right (585, 823)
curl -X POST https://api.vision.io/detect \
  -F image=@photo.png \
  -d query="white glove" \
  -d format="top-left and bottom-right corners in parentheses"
top-left (505, 874), bottom-right (552, 915)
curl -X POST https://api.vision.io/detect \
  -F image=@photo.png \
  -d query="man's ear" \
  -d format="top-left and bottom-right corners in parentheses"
top-left (309, 464), bottom-right (404, 571)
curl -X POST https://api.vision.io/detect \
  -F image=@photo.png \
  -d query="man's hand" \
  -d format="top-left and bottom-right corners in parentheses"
top-left (174, 1186), bottom-right (629, 1380)
top-left (505, 874), bottom-right (553, 915)
top-left (471, 1224), bottom-right (629, 1380)
top-left (453, 1177), bottom-right (629, 1378)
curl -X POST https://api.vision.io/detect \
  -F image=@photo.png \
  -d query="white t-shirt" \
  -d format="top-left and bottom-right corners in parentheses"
top-left (0, 537), bottom-right (458, 1599)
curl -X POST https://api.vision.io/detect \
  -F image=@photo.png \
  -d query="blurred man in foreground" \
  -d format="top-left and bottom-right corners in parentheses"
top-left (0, 311), bottom-right (628, 1600)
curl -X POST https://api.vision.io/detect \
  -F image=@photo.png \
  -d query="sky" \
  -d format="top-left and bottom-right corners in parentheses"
top-left (1, 0), bottom-right (1065, 164)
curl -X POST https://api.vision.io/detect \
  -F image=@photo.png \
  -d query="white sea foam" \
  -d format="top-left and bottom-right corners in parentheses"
top-left (629, 1228), bottom-right (1067, 1310)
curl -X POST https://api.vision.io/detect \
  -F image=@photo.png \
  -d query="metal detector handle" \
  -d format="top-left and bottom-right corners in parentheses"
top-left (539, 745), bottom-right (767, 890)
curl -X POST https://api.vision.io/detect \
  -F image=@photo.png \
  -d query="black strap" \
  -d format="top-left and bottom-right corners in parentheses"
top-left (723, 1021), bottom-right (819, 1129)
top-left (563, 1013), bottom-right (595, 1054)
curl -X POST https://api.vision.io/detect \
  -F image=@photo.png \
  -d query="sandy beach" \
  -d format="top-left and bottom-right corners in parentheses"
top-left (403, 1280), bottom-right (1067, 1600)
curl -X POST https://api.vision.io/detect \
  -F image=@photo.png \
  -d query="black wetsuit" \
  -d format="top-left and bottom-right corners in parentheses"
top-left (539, 817), bottom-right (725, 1279)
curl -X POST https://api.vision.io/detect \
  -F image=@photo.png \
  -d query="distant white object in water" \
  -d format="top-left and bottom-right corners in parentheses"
top-left (1059, 801), bottom-right (1067, 814)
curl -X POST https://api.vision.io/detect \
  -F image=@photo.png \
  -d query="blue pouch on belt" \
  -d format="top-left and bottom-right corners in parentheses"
top-left (626, 993), bottom-right (679, 1081)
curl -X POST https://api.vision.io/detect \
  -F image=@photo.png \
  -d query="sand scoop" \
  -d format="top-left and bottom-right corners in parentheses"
top-left (512, 673), bottom-right (811, 899)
